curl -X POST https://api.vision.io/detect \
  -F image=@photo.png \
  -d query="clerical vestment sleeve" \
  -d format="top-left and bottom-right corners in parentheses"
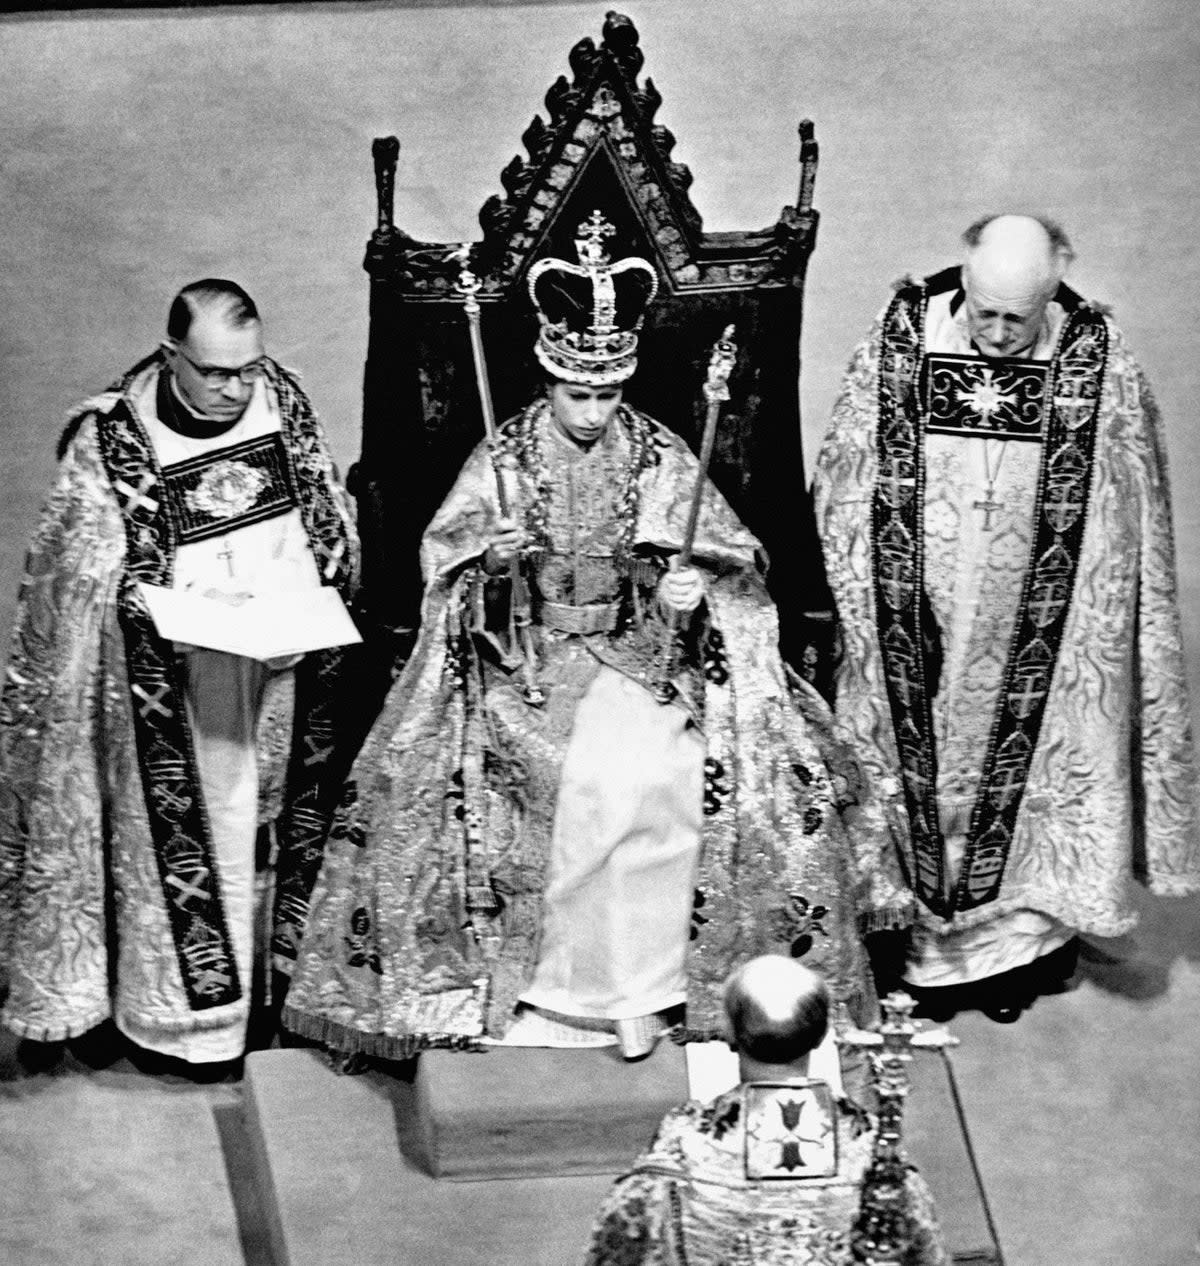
top-left (1131, 368), bottom-right (1200, 892)
top-left (812, 331), bottom-right (911, 876)
top-left (581, 1168), bottom-right (671, 1265)
top-left (0, 419), bottom-right (124, 1034)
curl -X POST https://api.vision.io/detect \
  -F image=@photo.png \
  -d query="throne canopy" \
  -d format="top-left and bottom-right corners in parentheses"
top-left (355, 9), bottom-right (830, 677)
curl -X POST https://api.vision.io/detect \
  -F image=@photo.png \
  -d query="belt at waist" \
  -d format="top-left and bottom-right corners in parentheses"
top-left (538, 600), bottom-right (620, 635)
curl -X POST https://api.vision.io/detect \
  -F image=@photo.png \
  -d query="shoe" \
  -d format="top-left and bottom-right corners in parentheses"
top-left (903, 983), bottom-right (960, 1024)
top-left (977, 977), bottom-right (1034, 1024)
top-left (125, 1042), bottom-right (243, 1083)
top-left (980, 999), bottom-right (1026, 1024)
top-left (16, 1038), bottom-right (65, 1075)
top-left (1031, 938), bottom-right (1080, 993)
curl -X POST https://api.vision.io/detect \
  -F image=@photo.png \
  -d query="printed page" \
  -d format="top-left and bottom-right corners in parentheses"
top-left (138, 582), bottom-right (361, 659)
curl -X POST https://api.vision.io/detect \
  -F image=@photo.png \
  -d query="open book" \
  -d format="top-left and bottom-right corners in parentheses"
top-left (138, 582), bottom-right (362, 661)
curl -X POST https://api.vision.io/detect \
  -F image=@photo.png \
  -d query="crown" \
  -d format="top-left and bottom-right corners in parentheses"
top-left (527, 211), bottom-right (659, 385)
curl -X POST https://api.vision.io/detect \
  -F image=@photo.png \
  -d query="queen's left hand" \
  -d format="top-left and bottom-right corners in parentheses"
top-left (658, 564), bottom-right (705, 617)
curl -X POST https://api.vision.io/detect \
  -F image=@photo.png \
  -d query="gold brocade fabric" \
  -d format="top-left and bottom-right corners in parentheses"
top-left (814, 307), bottom-right (1200, 938)
top-left (284, 405), bottom-right (911, 1056)
top-left (581, 1091), bottom-right (949, 1266)
top-left (0, 368), bottom-right (357, 1044)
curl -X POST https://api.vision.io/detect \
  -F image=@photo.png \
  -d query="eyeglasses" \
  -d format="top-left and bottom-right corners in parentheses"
top-left (174, 346), bottom-right (269, 386)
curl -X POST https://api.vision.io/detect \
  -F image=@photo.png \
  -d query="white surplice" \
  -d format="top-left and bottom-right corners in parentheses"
top-left (904, 294), bottom-right (1073, 986)
top-left (119, 375), bottom-right (321, 1061)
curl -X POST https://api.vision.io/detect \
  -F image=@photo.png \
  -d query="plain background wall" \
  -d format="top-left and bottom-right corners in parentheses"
top-left (1, 0), bottom-right (1198, 728)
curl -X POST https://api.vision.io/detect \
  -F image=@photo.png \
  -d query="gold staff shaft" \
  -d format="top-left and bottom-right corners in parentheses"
top-left (653, 325), bottom-right (737, 703)
top-left (455, 257), bottom-right (546, 708)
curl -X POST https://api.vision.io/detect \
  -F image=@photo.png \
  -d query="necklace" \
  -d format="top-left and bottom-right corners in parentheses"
top-left (973, 439), bottom-right (1007, 530)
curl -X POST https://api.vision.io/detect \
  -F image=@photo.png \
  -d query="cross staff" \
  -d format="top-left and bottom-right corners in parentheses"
top-left (842, 992), bottom-right (959, 1265)
top-left (454, 251), bottom-right (546, 711)
top-left (653, 326), bottom-right (738, 703)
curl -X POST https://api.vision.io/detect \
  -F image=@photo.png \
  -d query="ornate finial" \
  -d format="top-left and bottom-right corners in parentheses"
top-left (452, 244), bottom-right (482, 316)
top-left (577, 210), bottom-right (617, 263)
top-left (796, 119), bottom-right (819, 215)
top-left (371, 136), bottom-right (400, 242)
top-left (703, 326), bottom-right (737, 405)
top-left (842, 992), bottom-right (958, 1265)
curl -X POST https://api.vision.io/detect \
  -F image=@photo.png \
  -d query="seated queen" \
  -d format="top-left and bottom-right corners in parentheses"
top-left (282, 213), bottom-right (910, 1060)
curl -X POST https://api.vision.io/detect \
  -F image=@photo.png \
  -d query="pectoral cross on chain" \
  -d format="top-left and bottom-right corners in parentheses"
top-left (973, 483), bottom-right (1004, 531)
top-left (216, 539), bottom-right (236, 577)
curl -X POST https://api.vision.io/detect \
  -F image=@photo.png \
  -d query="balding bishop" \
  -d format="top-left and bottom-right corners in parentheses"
top-left (813, 215), bottom-right (1200, 1020)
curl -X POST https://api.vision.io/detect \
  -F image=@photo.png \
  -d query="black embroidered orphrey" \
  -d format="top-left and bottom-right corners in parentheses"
top-left (871, 274), bottom-right (1108, 917)
top-left (97, 355), bottom-right (355, 1011)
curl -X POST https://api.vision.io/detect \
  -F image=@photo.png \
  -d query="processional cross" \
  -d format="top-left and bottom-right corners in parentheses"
top-left (842, 992), bottom-right (959, 1265)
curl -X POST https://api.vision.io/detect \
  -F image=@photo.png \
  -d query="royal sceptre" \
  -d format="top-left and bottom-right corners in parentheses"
top-left (652, 325), bottom-right (738, 703)
top-left (455, 254), bottom-right (546, 707)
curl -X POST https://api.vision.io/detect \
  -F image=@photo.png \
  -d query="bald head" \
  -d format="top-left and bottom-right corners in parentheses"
top-left (722, 956), bottom-right (829, 1068)
top-left (961, 214), bottom-right (1072, 357)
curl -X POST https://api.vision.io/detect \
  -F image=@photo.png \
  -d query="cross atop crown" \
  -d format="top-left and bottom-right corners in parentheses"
top-left (527, 211), bottom-right (659, 385)
top-left (576, 211), bottom-right (617, 269)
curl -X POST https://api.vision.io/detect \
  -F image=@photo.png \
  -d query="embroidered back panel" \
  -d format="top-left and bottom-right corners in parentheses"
top-left (872, 289), bottom-right (1108, 915)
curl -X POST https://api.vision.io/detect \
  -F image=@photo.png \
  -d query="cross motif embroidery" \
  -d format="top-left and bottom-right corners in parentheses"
top-left (115, 474), bottom-right (160, 517)
top-left (303, 736), bottom-right (334, 767)
top-left (878, 458), bottom-right (916, 509)
top-left (1007, 675), bottom-right (1046, 719)
top-left (1027, 587), bottom-right (1067, 628)
top-left (166, 870), bottom-right (211, 907)
top-left (885, 655), bottom-right (920, 707)
top-left (958, 367), bottom-right (1017, 422)
top-left (1043, 479), bottom-right (1086, 532)
top-left (987, 762), bottom-right (1027, 809)
top-left (132, 682), bottom-right (172, 719)
top-left (877, 550), bottom-right (913, 610)
top-left (318, 538), bottom-right (347, 580)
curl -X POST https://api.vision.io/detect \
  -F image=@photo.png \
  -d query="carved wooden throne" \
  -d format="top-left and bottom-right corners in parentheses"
top-left (354, 10), bottom-right (831, 679)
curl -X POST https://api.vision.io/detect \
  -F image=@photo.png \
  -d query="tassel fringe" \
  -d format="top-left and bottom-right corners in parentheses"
top-left (280, 1005), bottom-right (487, 1061)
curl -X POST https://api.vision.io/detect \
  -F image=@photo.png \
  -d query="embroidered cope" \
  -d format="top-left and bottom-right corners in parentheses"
top-left (0, 355), bottom-right (358, 1058)
top-left (581, 1086), bottom-right (949, 1265)
top-left (814, 278), bottom-right (1200, 975)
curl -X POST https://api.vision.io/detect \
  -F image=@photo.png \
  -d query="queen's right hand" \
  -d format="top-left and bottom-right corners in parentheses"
top-left (483, 516), bottom-right (526, 574)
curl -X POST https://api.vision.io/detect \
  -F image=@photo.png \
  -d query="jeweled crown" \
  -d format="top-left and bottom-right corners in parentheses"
top-left (527, 211), bottom-right (659, 385)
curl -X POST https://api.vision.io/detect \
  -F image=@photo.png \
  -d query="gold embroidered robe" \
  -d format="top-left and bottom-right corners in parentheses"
top-left (581, 1088), bottom-right (949, 1265)
top-left (0, 355), bottom-right (358, 1051)
top-left (814, 286), bottom-right (1200, 953)
top-left (283, 402), bottom-right (910, 1056)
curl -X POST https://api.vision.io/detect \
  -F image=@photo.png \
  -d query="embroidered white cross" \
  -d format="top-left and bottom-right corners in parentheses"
top-left (132, 682), bottom-right (172, 719)
top-left (318, 538), bottom-right (346, 580)
top-left (114, 474), bottom-right (160, 517)
top-left (957, 368), bottom-right (1016, 422)
top-left (167, 871), bottom-right (210, 906)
